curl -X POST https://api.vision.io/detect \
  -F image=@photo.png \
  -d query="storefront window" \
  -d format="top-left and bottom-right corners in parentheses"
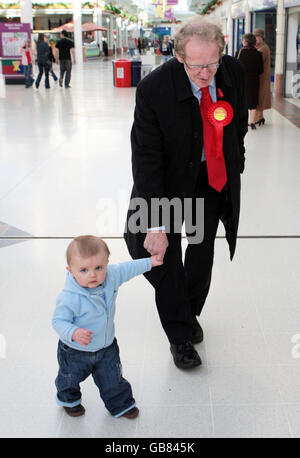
top-left (285, 7), bottom-right (300, 97)
top-left (255, 10), bottom-right (276, 81)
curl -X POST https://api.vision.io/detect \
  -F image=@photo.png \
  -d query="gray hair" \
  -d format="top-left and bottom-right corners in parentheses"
top-left (174, 16), bottom-right (225, 58)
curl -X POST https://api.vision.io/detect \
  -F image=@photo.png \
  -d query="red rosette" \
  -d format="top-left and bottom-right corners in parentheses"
top-left (206, 101), bottom-right (234, 159)
top-left (207, 101), bottom-right (233, 127)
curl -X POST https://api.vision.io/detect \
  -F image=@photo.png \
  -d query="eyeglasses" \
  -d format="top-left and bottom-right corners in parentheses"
top-left (184, 60), bottom-right (220, 72)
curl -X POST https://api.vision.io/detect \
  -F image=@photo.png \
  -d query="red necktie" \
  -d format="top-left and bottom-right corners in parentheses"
top-left (200, 86), bottom-right (227, 192)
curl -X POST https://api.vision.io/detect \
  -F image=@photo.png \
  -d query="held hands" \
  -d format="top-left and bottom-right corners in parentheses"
top-left (144, 231), bottom-right (169, 264)
top-left (150, 254), bottom-right (164, 267)
top-left (72, 328), bottom-right (93, 346)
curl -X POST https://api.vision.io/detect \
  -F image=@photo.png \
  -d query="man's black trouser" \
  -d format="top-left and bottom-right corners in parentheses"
top-left (59, 60), bottom-right (72, 87)
top-left (124, 161), bottom-right (227, 344)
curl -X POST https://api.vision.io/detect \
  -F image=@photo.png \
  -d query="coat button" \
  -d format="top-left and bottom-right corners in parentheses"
top-left (193, 132), bottom-right (199, 138)
top-left (188, 162), bottom-right (194, 168)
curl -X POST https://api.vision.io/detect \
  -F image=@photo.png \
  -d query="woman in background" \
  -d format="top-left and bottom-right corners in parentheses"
top-left (20, 39), bottom-right (35, 88)
top-left (46, 38), bottom-right (58, 83)
top-left (236, 33), bottom-right (263, 129)
top-left (254, 29), bottom-right (271, 126)
top-left (35, 33), bottom-right (50, 89)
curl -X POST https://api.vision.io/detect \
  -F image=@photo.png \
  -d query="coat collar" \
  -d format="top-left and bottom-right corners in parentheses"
top-left (172, 55), bottom-right (232, 102)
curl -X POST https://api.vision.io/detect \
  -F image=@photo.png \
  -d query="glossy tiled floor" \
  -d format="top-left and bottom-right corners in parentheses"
top-left (1, 58), bottom-right (300, 438)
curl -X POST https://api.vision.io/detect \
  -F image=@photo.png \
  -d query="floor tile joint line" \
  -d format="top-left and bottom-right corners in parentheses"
top-left (1, 236), bottom-right (300, 240)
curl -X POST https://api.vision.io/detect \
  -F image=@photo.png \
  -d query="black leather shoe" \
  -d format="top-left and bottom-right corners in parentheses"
top-left (170, 341), bottom-right (202, 369)
top-left (191, 317), bottom-right (204, 344)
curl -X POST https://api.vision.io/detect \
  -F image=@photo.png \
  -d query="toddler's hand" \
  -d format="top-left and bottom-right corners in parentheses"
top-left (72, 328), bottom-right (93, 346)
top-left (150, 255), bottom-right (164, 267)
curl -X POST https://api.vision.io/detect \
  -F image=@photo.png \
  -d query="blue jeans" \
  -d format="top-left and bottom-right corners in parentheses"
top-left (55, 339), bottom-right (135, 417)
top-left (23, 64), bottom-right (34, 88)
top-left (49, 62), bottom-right (58, 81)
top-left (36, 62), bottom-right (50, 88)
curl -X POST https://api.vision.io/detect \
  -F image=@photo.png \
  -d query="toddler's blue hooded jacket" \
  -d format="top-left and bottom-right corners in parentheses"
top-left (52, 258), bottom-right (152, 352)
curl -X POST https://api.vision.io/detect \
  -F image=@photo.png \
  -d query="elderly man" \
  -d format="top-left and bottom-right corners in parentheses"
top-left (124, 17), bottom-right (248, 369)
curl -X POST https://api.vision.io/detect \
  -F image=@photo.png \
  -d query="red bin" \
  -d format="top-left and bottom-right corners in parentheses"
top-left (114, 59), bottom-right (131, 87)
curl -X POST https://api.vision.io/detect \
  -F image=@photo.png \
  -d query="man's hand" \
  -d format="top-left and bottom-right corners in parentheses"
top-left (72, 328), bottom-right (93, 346)
top-left (144, 231), bottom-right (168, 263)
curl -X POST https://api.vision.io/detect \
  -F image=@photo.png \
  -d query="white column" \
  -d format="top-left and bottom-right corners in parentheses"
top-left (274, 0), bottom-right (286, 96)
top-left (170, 23), bottom-right (176, 38)
top-left (123, 22), bottom-right (129, 49)
top-left (94, 9), bottom-right (102, 47)
top-left (107, 16), bottom-right (114, 56)
top-left (73, 0), bottom-right (83, 65)
top-left (227, 1), bottom-right (233, 56)
top-left (116, 17), bottom-right (122, 54)
top-left (244, 0), bottom-right (251, 33)
top-left (20, 0), bottom-right (32, 27)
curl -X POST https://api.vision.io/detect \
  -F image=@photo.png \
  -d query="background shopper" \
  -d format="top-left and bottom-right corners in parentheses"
top-left (129, 36), bottom-right (136, 57)
top-left (47, 39), bottom-right (58, 83)
top-left (236, 33), bottom-right (263, 129)
top-left (254, 29), bottom-right (271, 126)
top-left (35, 33), bottom-right (50, 89)
top-left (20, 39), bottom-right (35, 88)
top-left (159, 35), bottom-right (173, 63)
top-left (55, 30), bottom-right (75, 88)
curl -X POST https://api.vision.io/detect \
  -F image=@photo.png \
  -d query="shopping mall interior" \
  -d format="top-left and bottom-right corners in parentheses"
top-left (0, 0), bottom-right (300, 440)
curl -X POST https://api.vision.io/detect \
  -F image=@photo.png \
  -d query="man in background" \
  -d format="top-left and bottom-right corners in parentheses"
top-left (55, 30), bottom-right (75, 88)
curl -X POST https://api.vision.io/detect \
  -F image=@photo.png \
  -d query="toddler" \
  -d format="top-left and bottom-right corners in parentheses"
top-left (52, 235), bottom-right (162, 418)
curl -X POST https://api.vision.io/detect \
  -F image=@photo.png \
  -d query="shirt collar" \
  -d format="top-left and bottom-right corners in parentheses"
top-left (184, 66), bottom-right (216, 94)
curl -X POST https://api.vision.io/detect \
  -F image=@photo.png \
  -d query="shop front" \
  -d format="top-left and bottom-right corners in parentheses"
top-left (0, 3), bottom-right (137, 60)
top-left (250, 0), bottom-right (277, 81)
top-left (284, 0), bottom-right (300, 97)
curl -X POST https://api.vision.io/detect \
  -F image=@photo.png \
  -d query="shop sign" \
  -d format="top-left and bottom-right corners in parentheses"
top-left (152, 26), bottom-right (171, 37)
top-left (283, 0), bottom-right (300, 7)
top-left (0, 22), bottom-right (31, 79)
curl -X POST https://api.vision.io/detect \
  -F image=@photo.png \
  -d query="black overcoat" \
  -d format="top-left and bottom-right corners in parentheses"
top-left (125, 55), bottom-right (248, 260)
top-left (236, 46), bottom-right (263, 109)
